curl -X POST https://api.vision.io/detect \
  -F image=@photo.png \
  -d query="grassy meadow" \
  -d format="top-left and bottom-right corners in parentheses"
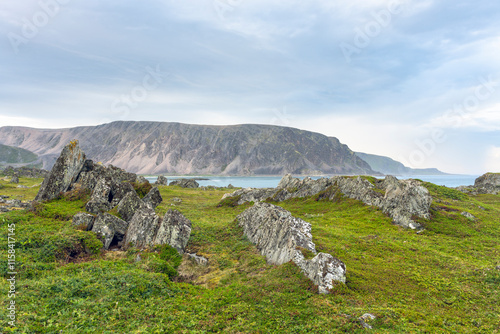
top-left (0, 176), bottom-right (499, 333)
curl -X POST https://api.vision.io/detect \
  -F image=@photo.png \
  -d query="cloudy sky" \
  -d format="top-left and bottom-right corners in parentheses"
top-left (1, 0), bottom-right (499, 174)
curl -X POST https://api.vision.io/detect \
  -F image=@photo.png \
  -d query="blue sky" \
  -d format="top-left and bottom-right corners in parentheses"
top-left (1, 0), bottom-right (499, 174)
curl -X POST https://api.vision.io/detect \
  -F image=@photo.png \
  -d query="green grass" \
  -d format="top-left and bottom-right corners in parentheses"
top-left (0, 179), bottom-right (499, 333)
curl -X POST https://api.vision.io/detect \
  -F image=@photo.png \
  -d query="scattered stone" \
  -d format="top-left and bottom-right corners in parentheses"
top-left (237, 202), bottom-right (346, 293)
top-left (16, 185), bottom-right (28, 189)
top-left (135, 254), bottom-right (142, 263)
top-left (10, 175), bottom-right (19, 184)
top-left (142, 187), bottom-right (163, 209)
top-left (169, 179), bottom-right (199, 188)
top-left (72, 212), bottom-right (95, 231)
top-left (359, 313), bottom-right (376, 330)
top-left (187, 253), bottom-right (209, 266)
top-left (35, 140), bottom-right (87, 202)
top-left (496, 266), bottom-right (500, 271)
top-left (227, 184), bottom-right (235, 189)
top-left (461, 211), bottom-right (476, 220)
top-left (155, 175), bottom-right (168, 186)
top-left (171, 197), bottom-right (182, 203)
top-left (1, 166), bottom-right (50, 178)
top-left (154, 210), bottom-right (192, 254)
top-left (124, 207), bottom-right (161, 249)
top-left (92, 213), bottom-right (129, 249)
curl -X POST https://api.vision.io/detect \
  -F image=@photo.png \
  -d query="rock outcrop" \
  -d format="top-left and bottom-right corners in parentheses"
top-left (237, 202), bottom-right (346, 294)
top-left (474, 173), bottom-right (500, 195)
top-left (32, 140), bottom-right (191, 253)
top-left (170, 179), bottom-right (199, 188)
top-left (10, 175), bottom-right (19, 184)
top-left (224, 174), bottom-right (432, 229)
top-left (35, 140), bottom-right (86, 202)
top-left (0, 166), bottom-right (49, 179)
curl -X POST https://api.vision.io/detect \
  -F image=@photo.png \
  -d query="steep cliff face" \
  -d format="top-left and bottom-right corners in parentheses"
top-left (0, 121), bottom-right (376, 175)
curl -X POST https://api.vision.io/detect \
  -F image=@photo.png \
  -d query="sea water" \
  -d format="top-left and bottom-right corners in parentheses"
top-left (145, 175), bottom-right (479, 189)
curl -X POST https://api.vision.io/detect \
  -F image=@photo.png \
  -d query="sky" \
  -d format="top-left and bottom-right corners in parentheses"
top-left (1, 0), bottom-right (499, 174)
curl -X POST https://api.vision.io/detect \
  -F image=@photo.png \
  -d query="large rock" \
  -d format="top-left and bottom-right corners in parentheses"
top-left (35, 140), bottom-right (86, 202)
top-left (10, 175), bottom-right (19, 184)
top-left (124, 207), bottom-right (161, 249)
top-left (170, 179), bottom-right (199, 188)
top-left (155, 175), bottom-right (168, 186)
top-left (142, 187), bottom-right (163, 209)
top-left (117, 191), bottom-right (147, 222)
top-left (109, 182), bottom-right (136, 207)
top-left (91, 213), bottom-right (129, 249)
top-left (154, 210), bottom-right (192, 254)
top-left (72, 212), bottom-right (95, 231)
top-left (237, 202), bottom-right (346, 293)
top-left (474, 173), bottom-right (500, 195)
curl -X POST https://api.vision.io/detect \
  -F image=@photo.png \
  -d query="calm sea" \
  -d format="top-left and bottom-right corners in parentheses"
top-left (145, 175), bottom-right (479, 189)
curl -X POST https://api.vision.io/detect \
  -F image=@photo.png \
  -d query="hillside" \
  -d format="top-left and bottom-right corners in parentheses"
top-left (356, 152), bottom-right (448, 175)
top-left (0, 144), bottom-right (38, 167)
top-left (0, 173), bottom-right (499, 332)
top-left (0, 122), bottom-right (376, 176)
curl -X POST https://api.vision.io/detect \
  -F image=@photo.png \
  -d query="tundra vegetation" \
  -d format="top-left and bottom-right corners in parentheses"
top-left (0, 174), bottom-right (499, 333)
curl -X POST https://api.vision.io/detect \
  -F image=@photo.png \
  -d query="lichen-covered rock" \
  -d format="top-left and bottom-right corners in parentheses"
top-left (10, 175), bottom-right (19, 184)
top-left (187, 253), bottom-right (208, 266)
top-left (237, 202), bottom-right (346, 293)
top-left (293, 252), bottom-right (346, 294)
top-left (109, 182), bottom-right (135, 207)
top-left (237, 202), bottom-right (316, 265)
top-left (35, 140), bottom-right (86, 202)
top-left (91, 213), bottom-right (129, 249)
top-left (72, 212), bottom-right (95, 231)
top-left (154, 210), bottom-right (192, 254)
top-left (155, 175), bottom-right (168, 186)
top-left (124, 207), bottom-right (161, 249)
top-left (474, 173), bottom-right (500, 195)
top-left (142, 187), bottom-right (163, 209)
top-left (117, 191), bottom-right (147, 222)
top-left (169, 179), bottom-right (199, 188)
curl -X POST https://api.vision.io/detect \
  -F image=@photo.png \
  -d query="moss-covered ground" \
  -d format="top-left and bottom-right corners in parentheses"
top-left (0, 177), bottom-right (499, 333)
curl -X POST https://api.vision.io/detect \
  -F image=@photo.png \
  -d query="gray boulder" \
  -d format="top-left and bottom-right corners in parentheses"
top-left (170, 179), bottom-right (199, 188)
top-left (35, 140), bottom-right (86, 202)
top-left (187, 253), bottom-right (208, 266)
top-left (237, 202), bottom-right (346, 293)
top-left (91, 213), bottom-right (129, 249)
top-left (155, 175), bottom-right (168, 186)
top-left (10, 175), bottom-right (19, 184)
top-left (142, 187), bottom-right (163, 209)
top-left (124, 207), bottom-right (161, 249)
top-left (117, 191), bottom-right (147, 222)
top-left (154, 209), bottom-right (192, 254)
top-left (474, 173), bottom-right (500, 195)
top-left (72, 212), bottom-right (95, 231)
